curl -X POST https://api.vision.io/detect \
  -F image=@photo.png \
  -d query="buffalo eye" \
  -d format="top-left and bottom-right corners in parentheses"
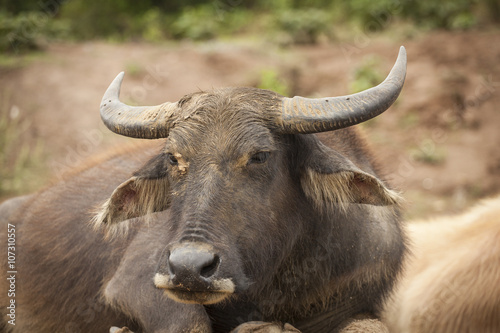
top-left (166, 153), bottom-right (178, 166)
top-left (249, 151), bottom-right (270, 165)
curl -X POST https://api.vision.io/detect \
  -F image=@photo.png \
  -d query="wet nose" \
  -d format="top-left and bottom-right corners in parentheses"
top-left (168, 244), bottom-right (220, 282)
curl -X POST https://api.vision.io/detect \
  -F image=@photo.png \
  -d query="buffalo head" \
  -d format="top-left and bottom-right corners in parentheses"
top-left (93, 47), bottom-right (406, 306)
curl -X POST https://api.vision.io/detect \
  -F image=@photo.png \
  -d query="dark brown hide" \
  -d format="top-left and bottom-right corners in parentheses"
top-left (0, 88), bottom-right (405, 333)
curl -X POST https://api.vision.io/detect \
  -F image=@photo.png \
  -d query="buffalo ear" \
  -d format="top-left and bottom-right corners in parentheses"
top-left (300, 139), bottom-right (401, 210)
top-left (92, 154), bottom-right (170, 232)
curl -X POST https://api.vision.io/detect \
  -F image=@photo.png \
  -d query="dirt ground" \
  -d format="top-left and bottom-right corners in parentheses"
top-left (1, 29), bottom-right (499, 219)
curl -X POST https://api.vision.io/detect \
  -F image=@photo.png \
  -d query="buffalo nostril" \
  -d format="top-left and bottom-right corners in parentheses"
top-left (200, 254), bottom-right (220, 278)
top-left (168, 245), bottom-right (220, 281)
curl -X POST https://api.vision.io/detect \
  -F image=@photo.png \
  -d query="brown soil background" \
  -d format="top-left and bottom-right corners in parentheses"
top-left (1, 30), bottom-right (500, 219)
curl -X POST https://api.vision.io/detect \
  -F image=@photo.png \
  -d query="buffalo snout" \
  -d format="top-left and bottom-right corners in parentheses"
top-left (154, 242), bottom-right (235, 305)
top-left (168, 244), bottom-right (220, 282)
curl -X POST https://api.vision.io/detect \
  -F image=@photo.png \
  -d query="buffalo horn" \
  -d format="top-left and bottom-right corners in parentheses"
top-left (279, 46), bottom-right (407, 133)
top-left (100, 72), bottom-right (178, 139)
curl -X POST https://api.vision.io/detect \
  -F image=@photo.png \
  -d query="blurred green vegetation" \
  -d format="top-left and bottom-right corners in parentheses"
top-left (410, 139), bottom-right (447, 165)
top-left (343, 0), bottom-right (479, 30)
top-left (349, 56), bottom-right (384, 94)
top-left (0, 0), bottom-right (498, 53)
top-left (274, 8), bottom-right (332, 44)
top-left (0, 11), bottom-right (69, 53)
top-left (257, 69), bottom-right (290, 96)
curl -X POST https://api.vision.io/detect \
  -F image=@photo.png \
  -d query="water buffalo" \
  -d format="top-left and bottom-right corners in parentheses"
top-left (0, 47), bottom-right (407, 333)
top-left (383, 195), bottom-right (500, 332)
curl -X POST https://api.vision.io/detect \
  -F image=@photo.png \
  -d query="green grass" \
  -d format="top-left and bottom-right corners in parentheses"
top-left (410, 139), bottom-right (447, 165)
top-left (257, 69), bottom-right (290, 97)
top-left (0, 50), bottom-right (47, 71)
top-left (125, 62), bottom-right (145, 78)
top-left (349, 57), bottom-right (384, 94)
top-left (274, 8), bottom-right (332, 44)
top-left (1, 0), bottom-right (495, 52)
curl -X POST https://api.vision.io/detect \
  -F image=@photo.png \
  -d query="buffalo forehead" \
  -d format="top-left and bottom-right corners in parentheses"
top-left (165, 96), bottom-right (277, 159)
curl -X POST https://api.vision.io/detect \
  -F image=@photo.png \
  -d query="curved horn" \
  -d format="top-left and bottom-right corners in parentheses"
top-left (100, 72), bottom-right (178, 139)
top-left (280, 46), bottom-right (407, 134)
